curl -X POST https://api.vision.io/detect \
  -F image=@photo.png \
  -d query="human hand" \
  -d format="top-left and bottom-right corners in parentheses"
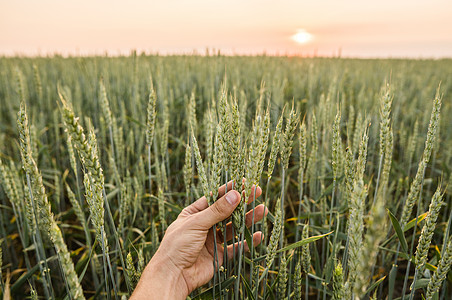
top-left (131, 181), bottom-right (267, 300)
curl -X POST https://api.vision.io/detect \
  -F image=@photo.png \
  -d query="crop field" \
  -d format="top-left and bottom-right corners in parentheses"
top-left (0, 55), bottom-right (451, 299)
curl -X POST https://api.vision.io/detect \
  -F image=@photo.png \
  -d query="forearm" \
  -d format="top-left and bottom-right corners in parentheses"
top-left (131, 252), bottom-right (188, 300)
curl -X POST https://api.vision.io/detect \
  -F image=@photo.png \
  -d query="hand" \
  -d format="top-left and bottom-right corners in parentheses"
top-left (131, 181), bottom-right (267, 300)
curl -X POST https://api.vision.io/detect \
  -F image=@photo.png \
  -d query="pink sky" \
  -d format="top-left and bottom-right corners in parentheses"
top-left (1, 0), bottom-right (452, 57)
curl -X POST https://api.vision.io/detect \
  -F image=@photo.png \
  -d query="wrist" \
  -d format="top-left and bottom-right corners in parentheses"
top-left (132, 250), bottom-right (188, 300)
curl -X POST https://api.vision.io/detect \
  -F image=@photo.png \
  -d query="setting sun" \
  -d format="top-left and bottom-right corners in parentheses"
top-left (291, 29), bottom-right (313, 45)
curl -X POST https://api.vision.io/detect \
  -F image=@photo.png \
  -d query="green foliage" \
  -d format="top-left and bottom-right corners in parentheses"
top-left (0, 55), bottom-right (451, 299)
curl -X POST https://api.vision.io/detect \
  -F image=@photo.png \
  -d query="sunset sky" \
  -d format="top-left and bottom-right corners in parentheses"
top-left (1, 0), bottom-right (452, 57)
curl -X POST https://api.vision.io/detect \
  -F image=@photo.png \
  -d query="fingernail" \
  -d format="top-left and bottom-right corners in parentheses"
top-left (226, 191), bottom-right (239, 206)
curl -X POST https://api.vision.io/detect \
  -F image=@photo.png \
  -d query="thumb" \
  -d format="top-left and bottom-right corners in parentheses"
top-left (197, 190), bottom-right (241, 229)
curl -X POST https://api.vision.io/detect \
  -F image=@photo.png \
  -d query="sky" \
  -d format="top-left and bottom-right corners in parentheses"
top-left (1, 0), bottom-right (452, 58)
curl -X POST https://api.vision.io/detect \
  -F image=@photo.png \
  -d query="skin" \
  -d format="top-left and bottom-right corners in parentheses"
top-left (131, 181), bottom-right (267, 300)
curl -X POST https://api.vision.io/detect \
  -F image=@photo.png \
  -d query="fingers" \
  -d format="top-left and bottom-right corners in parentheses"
top-left (216, 180), bottom-right (262, 203)
top-left (226, 232), bottom-right (263, 259)
top-left (196, 190), bottom-right (241, 230)
top-left (216, 179), bottom-right (245, 198)
top-left (216, 180), bottom-right (235, 198)
top-left (217, 204), bottom-right (268, 242)
top-left (182, 196), bottom-right (209, 215)
top-left (183, 180), bottom-right (262, 216)
top-left (244, 185), bottom-right (262, 204)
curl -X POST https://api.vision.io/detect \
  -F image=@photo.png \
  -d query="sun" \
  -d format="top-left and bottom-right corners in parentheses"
top-left (291, 29), bottom-right (313, 44)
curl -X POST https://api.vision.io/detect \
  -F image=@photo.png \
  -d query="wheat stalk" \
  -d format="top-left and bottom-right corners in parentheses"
top-left (183, 138), bottom-right (193, 206)
top-left (347, 179), bottom-right (367, 295)
top-left (17, 101), bottom-right (85, 300)
top-left (99, 78), bottom-right (113, 129)
top-left (400, 86), bottom-right (443, 298)
top-left (266, 198), bottom-right (282, 270)
top-left (425, 236), bottom-right (452, 300)
top-left (410, 185), bottom-right (444, 297)
top-left (267, 109), bottom-right (284, 179)
top-left (401, 86), bottom-right (442, 227)
top-left (191, 131), bottom-right (210, 203)
top-left (280, 105), bottom-right (299, 170)
top-left (332, 261), bottom-right (345, 300)
top-left (278, 253), bottom-right (288, 299)
top-left (293, 261), bottom-right (302, 300)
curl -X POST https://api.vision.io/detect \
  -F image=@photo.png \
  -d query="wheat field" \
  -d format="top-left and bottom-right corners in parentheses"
top-left (0, 54), bottom-right (451, 299)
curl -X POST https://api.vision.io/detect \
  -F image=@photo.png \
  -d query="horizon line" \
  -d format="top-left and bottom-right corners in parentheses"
top-left (1, 48), bottom-right (451, 60)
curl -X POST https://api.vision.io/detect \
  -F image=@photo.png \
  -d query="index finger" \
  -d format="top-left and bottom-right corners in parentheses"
top-left (216, 179), bottom-right (262, 203)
